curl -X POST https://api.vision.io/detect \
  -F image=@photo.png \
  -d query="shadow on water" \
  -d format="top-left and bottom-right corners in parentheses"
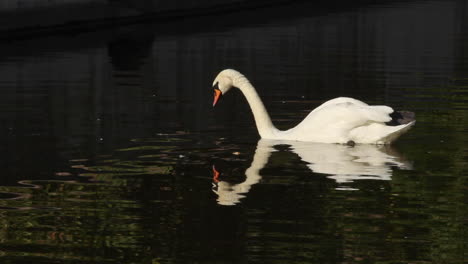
top-left (0, 0), bottom-right (467, 263)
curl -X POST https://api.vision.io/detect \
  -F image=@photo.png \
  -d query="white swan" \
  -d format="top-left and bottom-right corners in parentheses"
top-left (212, 139), bottom-right (412, 205)
top-left (212, 69), bottom-right (415, 144)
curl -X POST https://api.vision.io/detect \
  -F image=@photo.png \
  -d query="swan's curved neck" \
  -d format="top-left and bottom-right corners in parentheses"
top-left (233, 76), bottom-right (278, 138)
top-left (245, 139), bottom-right (274, 179)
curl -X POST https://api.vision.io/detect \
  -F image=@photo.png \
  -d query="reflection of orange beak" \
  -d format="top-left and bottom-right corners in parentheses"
top-left (213, 89), bottom-right (222, 107)
top-left (212, 165), bottom-right (220, 183)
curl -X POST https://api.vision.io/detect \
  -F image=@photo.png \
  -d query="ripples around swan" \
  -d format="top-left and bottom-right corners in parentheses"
top-left (0, 127), bottom-right (466, 263)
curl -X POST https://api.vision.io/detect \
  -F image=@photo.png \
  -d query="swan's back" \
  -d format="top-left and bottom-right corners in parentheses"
top-left (310, 97), bottom-right (368, 113)
top-left (279, 97), bottom-right (413, 144)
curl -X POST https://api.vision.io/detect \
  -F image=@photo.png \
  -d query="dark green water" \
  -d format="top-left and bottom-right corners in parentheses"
top-left (0, 1), bottom-right (467, 263)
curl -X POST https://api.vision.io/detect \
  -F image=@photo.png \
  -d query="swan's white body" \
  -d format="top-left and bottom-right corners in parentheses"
top-left (213, 69), bottom-right (414, 144)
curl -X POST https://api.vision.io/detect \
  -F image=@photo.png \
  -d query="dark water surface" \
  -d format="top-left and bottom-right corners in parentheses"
top-left (1, 1), bottom-right (468, 263)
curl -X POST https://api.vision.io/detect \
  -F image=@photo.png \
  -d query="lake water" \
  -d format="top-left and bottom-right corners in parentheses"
top-left (0, 1), bottom-right (467, 263)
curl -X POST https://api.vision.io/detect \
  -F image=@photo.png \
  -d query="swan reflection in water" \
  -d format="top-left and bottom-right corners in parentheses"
top-left (212, 139), bottom-right (412, 206)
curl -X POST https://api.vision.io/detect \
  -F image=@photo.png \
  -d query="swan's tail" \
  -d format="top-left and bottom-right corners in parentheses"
top-left (386, 111), bottom-right (416, 126)
top-left (379, 121), bottom-right (415, 144)
top-left (378, 110), bottom-right (416, 144)
top-left (349, 120), bottom-right (415, 144)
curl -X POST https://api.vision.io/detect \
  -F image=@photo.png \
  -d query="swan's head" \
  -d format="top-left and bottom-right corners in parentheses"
top-left (212, 69), bottom-right (243, 107)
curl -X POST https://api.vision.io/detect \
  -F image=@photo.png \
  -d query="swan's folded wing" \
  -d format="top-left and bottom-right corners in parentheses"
top-left (358, 105), bottom-right (393, 123)
top-left (301, 102), bottom-right (393, 128)
top-left (310, 97), bottom-right (369, 113)
top-left (287, 102), bottom-right (394, 143)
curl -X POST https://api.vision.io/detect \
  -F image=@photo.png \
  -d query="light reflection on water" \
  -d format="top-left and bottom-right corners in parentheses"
top-left (213, 139), bottom-right (413, 206)
top-left (0, 0), bottom-right (467, 263)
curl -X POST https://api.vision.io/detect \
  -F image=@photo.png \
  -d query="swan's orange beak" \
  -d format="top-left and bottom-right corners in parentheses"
top-left (213, 88), bottom-right (222, 107)
top-left (212, 165), bottom-right (220, 183)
